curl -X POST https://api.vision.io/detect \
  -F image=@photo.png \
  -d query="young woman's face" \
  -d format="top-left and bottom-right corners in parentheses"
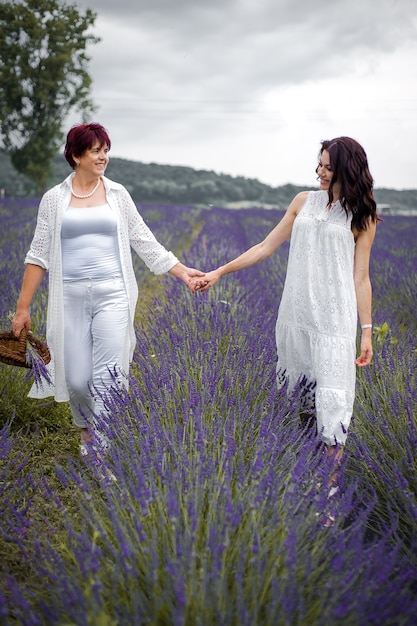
top-left (317, 150), bottom-right (333, 189)
top-left (317, 149), bottom-right (341, 199)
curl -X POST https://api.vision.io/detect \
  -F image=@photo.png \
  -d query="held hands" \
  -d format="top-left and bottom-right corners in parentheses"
top-left (188, 269), bottom-right (222, 294)
top-left (170, 263), bottom-right (205, 287)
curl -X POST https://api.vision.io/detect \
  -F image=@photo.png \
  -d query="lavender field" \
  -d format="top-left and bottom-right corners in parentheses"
top-left (0, 198), bottom-right (417, 625)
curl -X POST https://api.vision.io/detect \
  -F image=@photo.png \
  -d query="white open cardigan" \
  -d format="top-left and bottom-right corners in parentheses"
top-left (25, 174), bottom-right (179, 401)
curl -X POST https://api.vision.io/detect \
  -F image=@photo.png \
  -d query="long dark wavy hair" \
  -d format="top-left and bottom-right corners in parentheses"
top-left (316, 136), bottom-right (378, 231)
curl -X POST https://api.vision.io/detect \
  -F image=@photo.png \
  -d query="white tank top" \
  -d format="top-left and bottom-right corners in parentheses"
top-left (61, 204), bottom-right (122, 280)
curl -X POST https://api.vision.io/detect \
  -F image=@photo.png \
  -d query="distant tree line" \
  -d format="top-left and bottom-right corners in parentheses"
top-left (0, 150), bottom-right (416, 212)
top-left (0, 150), bottom-right (312, 207)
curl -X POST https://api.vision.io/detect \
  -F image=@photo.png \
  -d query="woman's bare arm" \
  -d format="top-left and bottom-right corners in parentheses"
top-left (353, 220), bottom-right (377, 366)
top-left (194, 191), bottom-right (308, 293)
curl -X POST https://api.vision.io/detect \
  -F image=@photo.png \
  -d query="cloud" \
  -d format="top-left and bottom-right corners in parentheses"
top-left (67, 0), bottom-right (417, 188)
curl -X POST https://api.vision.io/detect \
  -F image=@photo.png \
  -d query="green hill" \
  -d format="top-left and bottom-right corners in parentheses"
top-left (0, 150), bottom-right (416, 213)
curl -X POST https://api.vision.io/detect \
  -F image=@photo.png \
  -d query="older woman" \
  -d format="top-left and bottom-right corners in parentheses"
top-left (13, 122), bottom-right (203, 452)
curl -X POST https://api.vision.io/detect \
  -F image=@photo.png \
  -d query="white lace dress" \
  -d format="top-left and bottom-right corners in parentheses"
top-left (275, 190), bottom-right (357, 445)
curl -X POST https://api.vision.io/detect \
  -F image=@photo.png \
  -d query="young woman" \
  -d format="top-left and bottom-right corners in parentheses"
top-left (191, 137), bottom-right (378, 465)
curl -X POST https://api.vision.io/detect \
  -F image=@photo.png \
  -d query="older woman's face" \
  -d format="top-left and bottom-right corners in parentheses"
top-left (76, 141), bottom-right (109, 176)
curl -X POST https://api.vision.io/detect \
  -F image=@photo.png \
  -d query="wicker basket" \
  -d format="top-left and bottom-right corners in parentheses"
top-left (0, 328), bottom-right (51, 368)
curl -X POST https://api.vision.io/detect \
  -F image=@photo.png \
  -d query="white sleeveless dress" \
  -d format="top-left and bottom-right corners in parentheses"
top-left (275, 190), bottom-right (357, 445)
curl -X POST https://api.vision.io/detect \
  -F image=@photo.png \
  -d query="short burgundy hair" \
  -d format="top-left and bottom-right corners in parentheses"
top-left (64, 123), bottom-right (111, 169)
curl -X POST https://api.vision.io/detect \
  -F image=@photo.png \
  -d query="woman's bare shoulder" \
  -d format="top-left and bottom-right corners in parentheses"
top-left (288, 190), bottom-right (310, 215)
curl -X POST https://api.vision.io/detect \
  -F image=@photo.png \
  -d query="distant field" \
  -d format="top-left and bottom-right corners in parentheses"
top-left (1, 199), bottom-right (417, 625)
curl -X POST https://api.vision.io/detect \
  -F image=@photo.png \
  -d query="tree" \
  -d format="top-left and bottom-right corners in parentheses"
top-left (0, 0), bottom-right (99, 192)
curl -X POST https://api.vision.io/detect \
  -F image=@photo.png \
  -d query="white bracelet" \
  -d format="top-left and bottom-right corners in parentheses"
top-left (361, 324), bottom-right (372, 329)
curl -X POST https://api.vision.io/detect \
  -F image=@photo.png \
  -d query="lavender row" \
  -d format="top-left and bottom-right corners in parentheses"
top-left (0, 203), bottom-right (416, 624)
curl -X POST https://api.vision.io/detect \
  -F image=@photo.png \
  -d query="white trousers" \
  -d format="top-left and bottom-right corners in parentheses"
top-left (63, 276), bottom-right (129, 430)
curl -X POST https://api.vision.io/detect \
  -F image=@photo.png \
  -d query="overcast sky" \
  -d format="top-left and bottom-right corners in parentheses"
top-left (70, 0), bottom-right (417, 190)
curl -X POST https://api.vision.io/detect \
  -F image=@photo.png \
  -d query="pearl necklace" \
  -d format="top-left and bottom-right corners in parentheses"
top-left (70, 177), bottom-right (101, 199)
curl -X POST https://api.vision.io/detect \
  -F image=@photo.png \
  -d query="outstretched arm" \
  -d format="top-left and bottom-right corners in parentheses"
top-left (353, 220), bottom-right (377, 367)
top-left (193, 192), bottom-right (307, 293)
